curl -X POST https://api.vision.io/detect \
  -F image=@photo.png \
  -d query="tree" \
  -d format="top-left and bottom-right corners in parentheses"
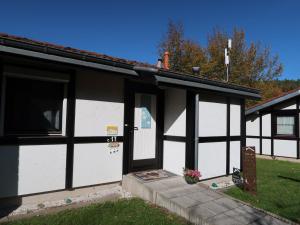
top-left (158, 21), bottom-right (184, 72)
top-left (275, 79), bottom-right (300, 92)
top-left (158, 21), bottom-right (283, 87)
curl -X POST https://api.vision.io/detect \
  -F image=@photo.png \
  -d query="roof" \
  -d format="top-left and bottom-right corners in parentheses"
top-left (246, 87), bottom-right (300, 115)
top-left (0, 32), bottom-right (260, 99)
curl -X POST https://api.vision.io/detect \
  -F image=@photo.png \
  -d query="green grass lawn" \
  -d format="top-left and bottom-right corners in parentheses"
top-left (2, 198), bottom-right (191, 225)
top-left (225, 158), bottom-right (300, 223)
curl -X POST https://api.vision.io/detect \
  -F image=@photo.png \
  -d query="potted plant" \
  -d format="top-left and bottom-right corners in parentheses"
top-left (183, 168), bottom-right (201, 184)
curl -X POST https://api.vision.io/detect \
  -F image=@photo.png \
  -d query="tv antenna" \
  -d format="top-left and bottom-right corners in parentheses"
top-left (225, 39), bottom-right (232, 82)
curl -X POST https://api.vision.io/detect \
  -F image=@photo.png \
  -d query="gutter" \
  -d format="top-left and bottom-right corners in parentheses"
top-left (155, 75), bottom-right (261, 99)
top-left (133, 66), bottom-right (261, 99)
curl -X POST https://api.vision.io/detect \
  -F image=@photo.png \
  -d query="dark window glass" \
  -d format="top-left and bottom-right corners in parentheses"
top-left (5, 77), bottom-right (64, 135)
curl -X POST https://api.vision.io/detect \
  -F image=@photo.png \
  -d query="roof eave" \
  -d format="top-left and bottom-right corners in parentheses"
top-left (0, 41), bottom-right (139, 77)
top-left (246, 90), bottom-right (300, 115)
top-left (133, 66), bottom-right (261, 99)
top-left (0, 42), bottom-right (260, 99)
top-left (154, 75), bottom-right (261, 99)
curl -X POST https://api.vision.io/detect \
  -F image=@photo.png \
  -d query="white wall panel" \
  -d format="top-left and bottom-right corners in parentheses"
top-left (0, 145), bottom-right (66, 198)
top-left (246, 116), bottom-right (260, 136)
top-left (262, 114), bottom-right (271, 137)
top-left (262, 139), bottom-right (271, 155)
top-left (163, 141), bottom-right (185, 175)
top-left (274, 140), bottom-right (297, 158)
top-left (62, 97), bottom-right (67, 136)
top-left (198, 97), bottom-right (227, 137)
top-left (164, 88), bottom-right (186, 136)
top-left (230, 102), bottom-right (241, 136)
top-left (73, 143), bottom-right (123, 187)
top-left (198, 142), bottom-right (226, 179)
top-left (230, 141), bottom-right (241, 173)
top-left (246, 138), bottom-right (260, 154)
top-left (75, 71), bottom-right (124, 136)
top-left (274, 100), bottom-right (297, 110)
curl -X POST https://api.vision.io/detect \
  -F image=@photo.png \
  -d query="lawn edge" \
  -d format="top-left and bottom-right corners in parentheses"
top-left (0, 197), bottom-right (191, 225)
top-left (0, 195), bottom-right (126, 224)
top-left (222, 190), bottom-right (299, 225)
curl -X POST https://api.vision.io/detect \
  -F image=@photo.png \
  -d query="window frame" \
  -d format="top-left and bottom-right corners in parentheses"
top-left (273, 110), bottom-right (298, 138)
top-left (2, 73), bottom-right (67, 137)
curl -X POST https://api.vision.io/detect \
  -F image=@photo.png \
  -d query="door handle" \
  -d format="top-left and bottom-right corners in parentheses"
top-left (134, 127), bottom-right (139, 131)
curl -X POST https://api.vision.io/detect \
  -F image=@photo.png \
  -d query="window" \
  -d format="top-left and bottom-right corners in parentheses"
top-left (275, 116), bottom-right (295, 136)
top-left (141, 94), bottom-right (152, 129)
top-left (5, 77), bottom-right (64, 135)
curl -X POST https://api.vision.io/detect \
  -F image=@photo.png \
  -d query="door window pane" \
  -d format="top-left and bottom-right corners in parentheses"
top-left (141, 94), bottom-right (152, 129)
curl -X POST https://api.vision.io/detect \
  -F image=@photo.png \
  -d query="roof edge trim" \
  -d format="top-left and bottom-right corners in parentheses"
top-left (246, 89), bottom-right (300, 115)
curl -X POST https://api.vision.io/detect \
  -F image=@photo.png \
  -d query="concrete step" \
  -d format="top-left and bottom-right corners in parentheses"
top-left (122, 174), bottom-right (216, 224)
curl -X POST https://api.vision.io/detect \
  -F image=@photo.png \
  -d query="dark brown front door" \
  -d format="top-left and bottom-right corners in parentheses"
top-left (123, 81), bottom-right (164, 173)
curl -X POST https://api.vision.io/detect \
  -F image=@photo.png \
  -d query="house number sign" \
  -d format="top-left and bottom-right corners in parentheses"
top-left (107, 136), bottom-right (120, 154)
top-left (242, 146), bottom-right (257, 195)
top-left (106, 125), bottom-right (119, 154)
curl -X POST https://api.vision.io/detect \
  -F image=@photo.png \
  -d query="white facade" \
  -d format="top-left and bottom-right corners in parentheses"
top-left (198, 142), bottom-right (227, 179)
top-left (262, 139), bottom-right (271, 155)
top-left (198, 96), bottom-right (227, 137)
top-left (198, 95), bottom-right (242, 179)
top-left (73, 143), bottom-right (123, 187)
top-left (274, 140), bottom-right (297, 158)
top-left (164, 88), bottom-right (186, 136)
top-left (72, 71), bottom-right (124, 188)
top-left (163, 141), bottom-right (185, 175)
top-left (75, 71), bottom-right (124, 137)
top-left (0, 145), bottom-right (66, 198)
top-left (0, 64), bottom-right (247, 199)
top-left (262, 114), bottom-right (271, 137)
top-left (230, 141), bottom-right (241, 173)
top-left (246, 116), bottom-right (260, 136)
top-left (230, 101), bottom-right (241, 136)
top-left (163, 88), bottom-right (186, 175)
top-left (273, 101), bottom-right (297, 110)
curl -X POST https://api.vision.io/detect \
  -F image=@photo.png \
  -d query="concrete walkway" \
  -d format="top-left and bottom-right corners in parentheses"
top-left (123, 174), bottom-right (290, 225)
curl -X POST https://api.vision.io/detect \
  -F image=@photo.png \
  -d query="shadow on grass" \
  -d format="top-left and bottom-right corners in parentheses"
top-left (278, 175), bottom-right (300, 183)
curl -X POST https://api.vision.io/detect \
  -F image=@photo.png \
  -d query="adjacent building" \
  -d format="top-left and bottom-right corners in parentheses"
top-left (246, 88), bottom-right (300, 158)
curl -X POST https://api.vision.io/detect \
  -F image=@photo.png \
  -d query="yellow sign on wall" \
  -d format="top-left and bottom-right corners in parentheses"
top-left (106, 125), bottom-right (118, 136)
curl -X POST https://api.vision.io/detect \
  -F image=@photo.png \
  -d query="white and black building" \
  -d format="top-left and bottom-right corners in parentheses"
top-left (0, 33), bottom-right (260, 200)
top-left (246, 88), bottom-right (300, 158)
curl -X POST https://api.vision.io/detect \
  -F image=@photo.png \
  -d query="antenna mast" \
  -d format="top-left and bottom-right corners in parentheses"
top-left (225, 39), bottom-right (232, 82)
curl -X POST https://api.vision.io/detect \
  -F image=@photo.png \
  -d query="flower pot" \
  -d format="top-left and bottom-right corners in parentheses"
top-left (184, 175), bottom-right (199, 184)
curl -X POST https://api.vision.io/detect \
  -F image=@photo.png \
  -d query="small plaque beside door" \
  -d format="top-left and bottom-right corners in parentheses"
top-left (106, 125), bottom-right (118, 136)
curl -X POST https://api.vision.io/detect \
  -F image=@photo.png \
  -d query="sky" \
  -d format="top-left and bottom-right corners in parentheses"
top-left (0, 0), bottom-right (299, 79)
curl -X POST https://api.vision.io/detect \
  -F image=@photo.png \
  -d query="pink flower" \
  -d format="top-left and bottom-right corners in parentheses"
top-left (183, 168), bottom-right (202, 178)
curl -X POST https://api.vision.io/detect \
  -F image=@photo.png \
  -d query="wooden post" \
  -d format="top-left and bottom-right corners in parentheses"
top-left (242, 146), bottom-right (257, 195)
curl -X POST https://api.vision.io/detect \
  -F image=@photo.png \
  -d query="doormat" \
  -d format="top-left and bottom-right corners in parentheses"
top-left (133, 170), bottom-right (175, 182)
